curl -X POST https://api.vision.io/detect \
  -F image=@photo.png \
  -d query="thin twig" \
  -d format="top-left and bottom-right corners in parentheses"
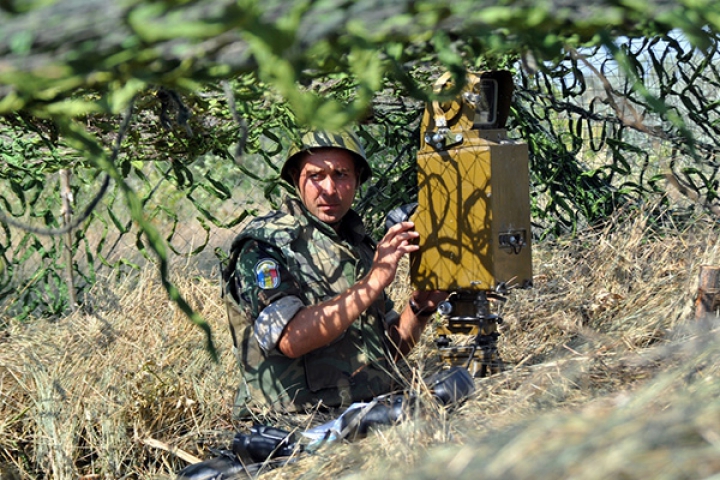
top-left (139, 437), bottom-right (203, 464)
top-left (566, 45), bottom-right (647, 133)
top-left (222, 80), bottom-right (248, 166)
top-left (59, 168), bottom-right (78, 311)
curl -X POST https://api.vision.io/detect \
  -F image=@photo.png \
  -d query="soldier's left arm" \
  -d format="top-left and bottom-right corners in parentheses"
top-left (388, 290), bottom-right (448, 357)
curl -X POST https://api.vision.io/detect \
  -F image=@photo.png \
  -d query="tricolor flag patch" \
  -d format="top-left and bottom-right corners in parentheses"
top-left (255, 259), bottom-right (280, 290)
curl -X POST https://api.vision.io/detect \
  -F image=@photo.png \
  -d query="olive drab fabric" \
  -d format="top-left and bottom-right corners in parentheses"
top-left (223, 197), bottom-right (399, 416)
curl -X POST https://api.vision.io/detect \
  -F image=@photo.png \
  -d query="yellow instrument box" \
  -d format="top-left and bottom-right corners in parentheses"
top-left (411, 71), bottom-right (533, 292)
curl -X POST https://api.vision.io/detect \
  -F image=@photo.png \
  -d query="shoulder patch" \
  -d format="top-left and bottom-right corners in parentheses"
top-left (255, 259), bottom-right (281, 290)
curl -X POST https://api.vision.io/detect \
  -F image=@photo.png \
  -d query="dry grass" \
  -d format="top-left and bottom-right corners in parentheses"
top-left (0, 266), bottom-right (239, 478)
top-left (2, 206), bottom-right (720, 479)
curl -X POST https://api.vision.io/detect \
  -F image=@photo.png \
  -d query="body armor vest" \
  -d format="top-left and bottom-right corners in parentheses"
top-left (223, 200), bottom-right (398, 415)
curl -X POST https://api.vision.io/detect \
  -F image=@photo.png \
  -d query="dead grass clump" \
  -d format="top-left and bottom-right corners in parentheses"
top-left (501, 207), bottom-right (715, 367)
top-left (0, 265), bottom-right (238, 478)
top-left (345, 320), bottom-right (720, 480)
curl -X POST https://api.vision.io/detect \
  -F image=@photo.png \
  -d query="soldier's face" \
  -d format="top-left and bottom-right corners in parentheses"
top-left (296, 148), bottom-right (359, 227)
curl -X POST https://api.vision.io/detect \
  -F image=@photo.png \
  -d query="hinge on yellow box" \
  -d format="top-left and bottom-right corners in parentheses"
top-left (423, 130), bottom-right (463, 151)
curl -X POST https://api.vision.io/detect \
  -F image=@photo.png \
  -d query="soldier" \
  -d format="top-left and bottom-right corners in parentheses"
top-left (223, 129), bottom-right (446, 417)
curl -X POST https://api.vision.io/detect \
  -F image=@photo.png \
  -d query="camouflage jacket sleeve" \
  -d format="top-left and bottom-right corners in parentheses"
top-left (234, 239), bottom-right (305, 354)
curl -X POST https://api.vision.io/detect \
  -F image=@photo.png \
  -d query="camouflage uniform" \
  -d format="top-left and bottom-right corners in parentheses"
top-left (223, 197), bottom-right (401, 417)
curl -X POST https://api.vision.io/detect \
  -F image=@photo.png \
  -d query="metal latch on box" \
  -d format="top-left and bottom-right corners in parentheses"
top-left (499, 230), bottom-right (527, 254)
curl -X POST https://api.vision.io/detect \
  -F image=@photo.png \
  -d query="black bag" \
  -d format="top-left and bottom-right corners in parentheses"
top-left (426, 365), bottom-right (476, 406)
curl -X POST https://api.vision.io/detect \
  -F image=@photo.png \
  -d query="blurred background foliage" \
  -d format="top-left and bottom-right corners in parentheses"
top-left (1, 0), bottom-right (720, 340)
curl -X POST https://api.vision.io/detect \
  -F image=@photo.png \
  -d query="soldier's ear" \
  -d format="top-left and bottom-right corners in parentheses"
top-left (290, 153), bottom-right (309, 188)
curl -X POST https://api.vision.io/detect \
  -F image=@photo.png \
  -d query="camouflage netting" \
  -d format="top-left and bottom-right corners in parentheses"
top-left (1, 0), bottom-right (719, 323)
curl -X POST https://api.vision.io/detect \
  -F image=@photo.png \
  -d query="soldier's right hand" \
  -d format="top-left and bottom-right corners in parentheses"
top-left (371, 221), bottom-right (420, 289)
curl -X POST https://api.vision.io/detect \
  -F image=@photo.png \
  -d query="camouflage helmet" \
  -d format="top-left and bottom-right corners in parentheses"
top-left (281, 129), bottom-right (371, 185)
